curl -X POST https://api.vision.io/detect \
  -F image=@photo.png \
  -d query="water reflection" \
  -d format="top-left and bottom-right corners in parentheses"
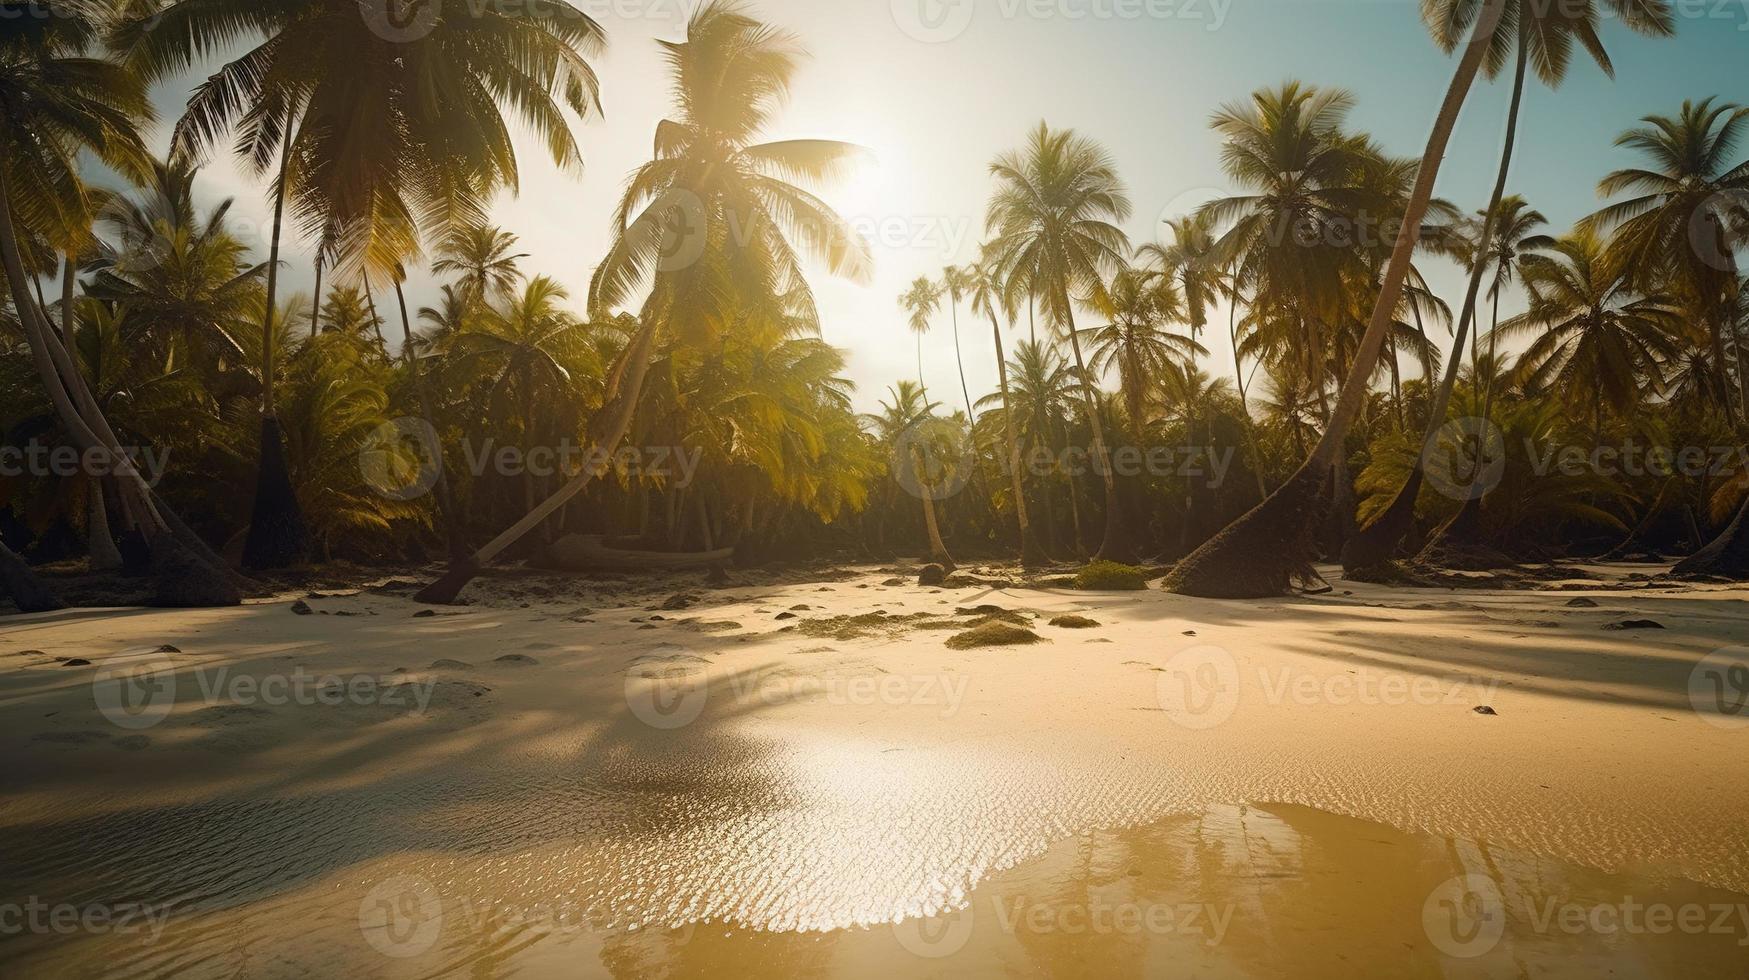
top-left (4, 803), bottom-right (1742, 978)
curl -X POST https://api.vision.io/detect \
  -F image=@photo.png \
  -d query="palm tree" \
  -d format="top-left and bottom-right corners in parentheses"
top-left (433, 224), bottom-right (529, 311)
top-left (421, 1), bottom-right (871, 602)
top-left (114, 0), bottom-right (606, 568)
top-left (867, 381), bottom-right (954, 569)
top-left (1139, 214), bottom-right (1222, 364)
top-left (1497, 229), bottom-right (1682, 438)
top-left (939, 264), bottom-right (978, 420)
top-left (0, 0), bottom-right (239, 608)
top-left (1588, 98), bottom-right (1749, 419)
top-left (900, 276), bottom-right (941, 398)
top-left (1080, 264), bottom-right (1199, 448)
top-left (987, 122), bottom-right (1135, 562)
top-left (966, 252), bottom-right (1045, 565)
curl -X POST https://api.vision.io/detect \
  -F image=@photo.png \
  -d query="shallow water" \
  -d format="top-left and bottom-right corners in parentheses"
top-left (3, 797), bottom-right (1742, 978)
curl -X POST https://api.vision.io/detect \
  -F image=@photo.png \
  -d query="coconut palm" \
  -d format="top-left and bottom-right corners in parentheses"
top-left (1588, 98), bottom-right (1749, 419)
top-left (900, 276), bottom-right (941, 397)
top-left (114, 0), bottom-right (606, 568)
top-left (940, 264), bottom-right (977, 420)
top-left (986, 122), bottom-right (1135, 561)
top-left (867, 381), bottom-right (954, 569)
top-left (433, 224), bottom-right (529, 311)
top-left (421, 1), bottom-right (870, 601)
top-left (1139, 213), bottom-right (1222, 362)
top-left (1497, 229), bottom-right (1682, 436)
top-left (966, 252), bottom-right (1045, 564)
top-left (0, 0), bottom-right (242, 608)
top-left (1079, 264), bottom-right (1200, 448)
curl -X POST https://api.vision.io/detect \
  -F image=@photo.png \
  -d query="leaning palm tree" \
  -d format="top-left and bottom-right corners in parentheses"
top-left (1167, 0), bottom-right (1511, 596)
top-left (986, 122), bottom-right (1135, 562)
top-left (966, 250), bottom-right (1045, 565)
top-left (0, 0), bottom-right (239, 609)
top-left (900, 276), bottom-right (941, 398)
top-left (419, 1), bottom-right (871, 602)
top-left (1343, 0), bottom-right (1675, 573)
top-left (113, 0), bottom-right (606, 568)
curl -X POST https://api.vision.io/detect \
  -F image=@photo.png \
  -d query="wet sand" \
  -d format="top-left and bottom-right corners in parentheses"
top-left (1, 562), bottom-right (1746, 976)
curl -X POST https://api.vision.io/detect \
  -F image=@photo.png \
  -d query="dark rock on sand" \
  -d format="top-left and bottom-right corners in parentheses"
top-left (1473, 705), bottom-right (1498, 716)
top-left (430, 659), bottom-right (473, 670)
top-left (1565, 597), bottom-right (1600, 608)
top-left (1604, 620), bottom-right (1665, 631)
top-left (290, 600), bottom-right (314, 615)
top-left (61, 658), bottom-right (92, 667)
top-left (413, 609), bottom-right (438, 618)
top-left (918, 564), bottom-right (948, 587)
top-left (494, 654), bottom-right (539, 666)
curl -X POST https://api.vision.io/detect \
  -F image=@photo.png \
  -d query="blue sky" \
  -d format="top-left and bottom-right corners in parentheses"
top-left (145, 0), bottom-right (1749, 411)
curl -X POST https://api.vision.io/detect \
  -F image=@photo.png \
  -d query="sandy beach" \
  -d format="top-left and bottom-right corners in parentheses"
top-left (2, 562), bottom-right (1745, 977)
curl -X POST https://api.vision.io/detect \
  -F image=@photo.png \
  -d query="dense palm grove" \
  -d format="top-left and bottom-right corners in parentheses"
top-left (1, 0), bottom-right (1746, 610)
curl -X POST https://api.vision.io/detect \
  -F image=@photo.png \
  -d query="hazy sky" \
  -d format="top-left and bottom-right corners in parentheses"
top-left (146, 0), bottom-right (1749, 412)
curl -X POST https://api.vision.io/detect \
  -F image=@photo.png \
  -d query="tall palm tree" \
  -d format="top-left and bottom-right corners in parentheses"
top-left (867, 381), bottom-right (954, 569)
top-left (1344, 0), bottom-right (1674, 572)
top-left (114, 0), bottom-right (606, 569)
top-left (1588, 98), bottom-right (1749, 419)
top-left (421, 1), bottom-right (870, 602)
top-left (1139, 214), bottom-right (1222, 364)
top-left (966, 251), bottom-right (1044, 565)
top-left (900, 276), bottom-right (941, 398)
top-left (939, 264), bottom-right (977, 420)
top-left (0, 0), bottom-right (239, 608)
top-left (1497, 229), bottom-right (1682, 437)
top-left (987, 122), bottom-right (1134, 562)
top-left (1079, 264), bottom-right (1199, 449)
top-left (1168, 0), bottom-right (1511, 596)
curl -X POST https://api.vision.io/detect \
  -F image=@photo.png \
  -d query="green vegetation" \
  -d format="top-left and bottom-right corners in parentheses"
top-left (2, 0), bottom-right (1747, 610)
top-left (1073, 561), bottom-right (1150, 592)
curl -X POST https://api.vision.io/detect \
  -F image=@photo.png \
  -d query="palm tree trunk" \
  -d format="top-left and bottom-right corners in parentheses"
top-left (950, 299), bottom-right (974, 421)
top-left (1171, 0), bottom-right (1508, 597)
top-left (241, 129), bottom-right (308, 570)
top-left (0, 175), bottom-right (234, 606)
top-left (1342, 18), bottom-right (1529, 575)
top-left (990, 310), bottom-right (1044, 566)
top-left (1062, 303), bottom-right (1133, 563)
top-left (393, 278), bottom-right (467, 561)
top-left (310, 254), bottom-right (324, 338)
top-left (416, 314), bottom-right (661, 604)
top-left (61, 257), bottom-right (122, 572)
top-left (1227, 284), bottom-right (1270, 500)
top-left (913, 444), bottom-right (954, 569)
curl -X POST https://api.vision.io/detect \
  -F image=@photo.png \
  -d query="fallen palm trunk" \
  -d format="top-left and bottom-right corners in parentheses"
top-left (1, 539), bottom-right (64, 613)
top-left (544, 534), bottom-right (734, 572)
